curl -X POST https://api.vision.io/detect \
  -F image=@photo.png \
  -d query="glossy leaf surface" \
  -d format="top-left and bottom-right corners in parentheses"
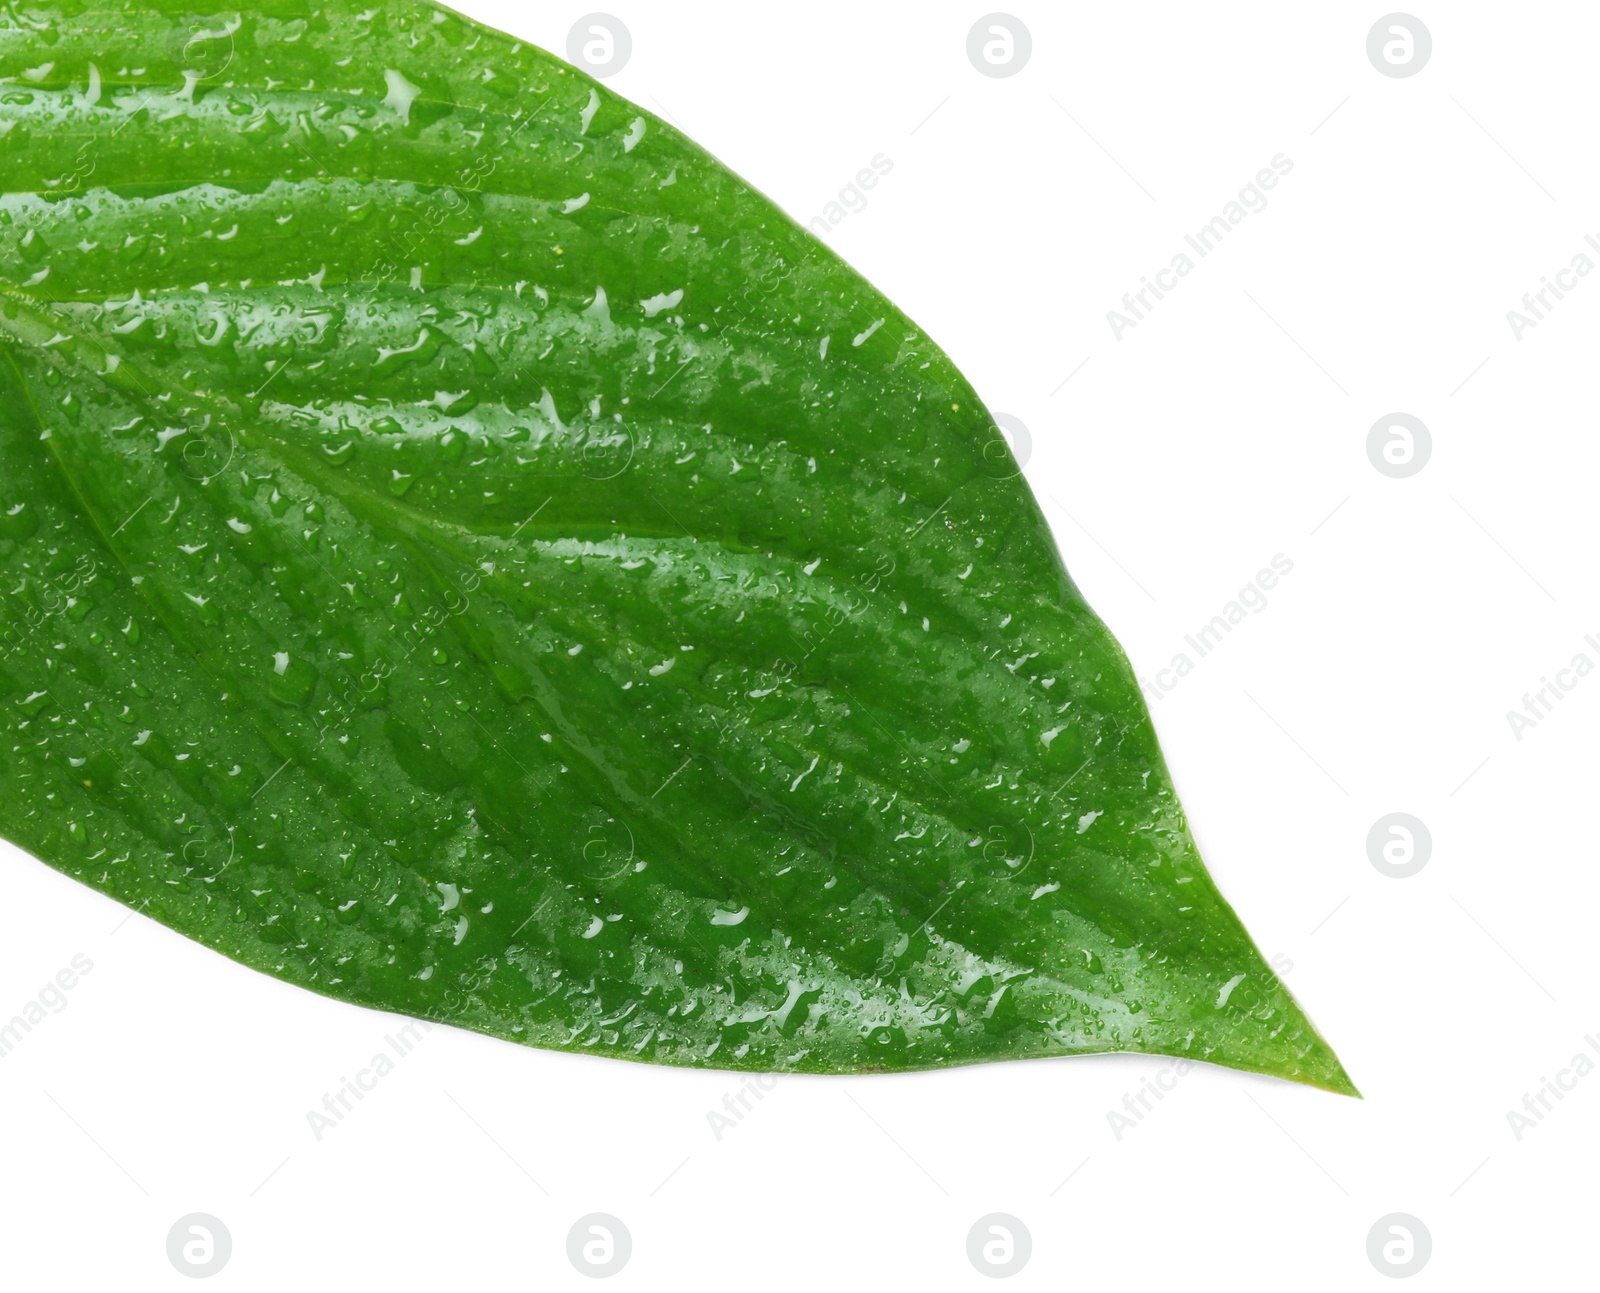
top-left (0, 0), bottom-right (1353, 1091)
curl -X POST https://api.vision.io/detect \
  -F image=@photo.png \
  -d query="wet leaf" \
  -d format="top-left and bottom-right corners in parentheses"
top-left (0, 0), bottom-right (1353, 1091)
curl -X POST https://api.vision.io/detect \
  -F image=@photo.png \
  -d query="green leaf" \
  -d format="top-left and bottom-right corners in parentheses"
top-left (0, 0), bottom-right (1353, 1092)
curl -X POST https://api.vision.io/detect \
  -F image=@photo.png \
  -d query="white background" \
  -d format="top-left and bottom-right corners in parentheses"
top-left (2, 2), bottom-right (1595, 1287)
